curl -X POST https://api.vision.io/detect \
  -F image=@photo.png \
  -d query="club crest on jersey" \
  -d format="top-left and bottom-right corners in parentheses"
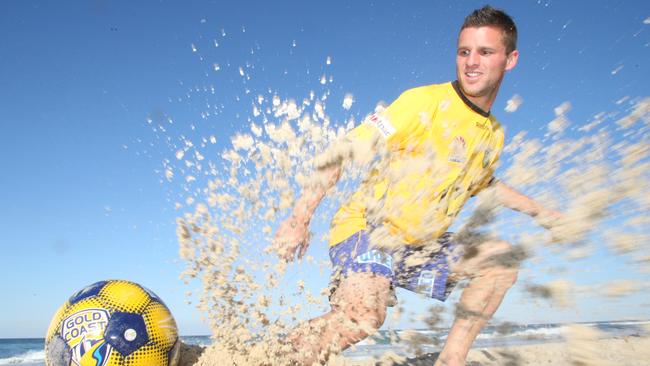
top-left (482, 148), bottom-right (494, 168)
top-left (366, 113), bottom-right (396, 139)
top-left (448, 136), bottom-right (467, 163)
top-left (61, 308), bottom-right (112, 366)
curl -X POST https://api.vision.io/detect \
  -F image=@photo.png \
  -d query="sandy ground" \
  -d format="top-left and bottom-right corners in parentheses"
top-left (177, 335), bottom-right (650, 365)
top-left (335, 335), bottom-right (650, 366)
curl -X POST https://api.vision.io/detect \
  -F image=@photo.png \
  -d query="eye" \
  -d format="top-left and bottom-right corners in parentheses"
top-left (481, 49), bottom-right (494, 56)
top-left (457, 49), bottom-right (469, 56)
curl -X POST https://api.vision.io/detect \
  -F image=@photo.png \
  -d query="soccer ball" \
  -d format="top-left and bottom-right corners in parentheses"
top-left (45, 280), bottom-right (180, 366)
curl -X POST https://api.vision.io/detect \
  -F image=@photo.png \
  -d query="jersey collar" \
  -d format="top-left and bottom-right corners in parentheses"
top-left (451, 80), bottom-right (491, 118)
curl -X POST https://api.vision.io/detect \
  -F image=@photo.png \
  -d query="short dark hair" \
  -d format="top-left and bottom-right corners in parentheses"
top-left (461, 5), bottom-right (518, 54)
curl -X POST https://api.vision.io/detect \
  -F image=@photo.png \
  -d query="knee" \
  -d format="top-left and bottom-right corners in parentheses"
top-left (497, 264), bottom-right (519, 289)
top-left (482, 240), bottom-right (526, 271)
top-left (476, 241), bottom-right (521, 286)
top-left (334, 295), bottom-right (387, 341)
top-left (346, 299), bottom-right (386, 335)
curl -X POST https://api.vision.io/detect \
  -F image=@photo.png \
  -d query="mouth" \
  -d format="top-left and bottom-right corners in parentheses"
top-left (464, 71), bottom-right (482, 81)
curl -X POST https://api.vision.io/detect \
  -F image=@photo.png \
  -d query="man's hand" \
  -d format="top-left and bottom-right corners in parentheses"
top-left (274, 216), bottom-right (311, 262)
top-left (272, 156), bottom-right (344, 262)
top-left (534, 208), bottom-right (565, 230)
top-left (494, 182), bottom-right (566, 230)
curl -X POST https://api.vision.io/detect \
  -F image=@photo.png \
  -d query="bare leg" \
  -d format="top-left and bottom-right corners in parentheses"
top-left (287, 272), bottom-right (391, 365)
top-left (435, 241), bottom-right (519, 366)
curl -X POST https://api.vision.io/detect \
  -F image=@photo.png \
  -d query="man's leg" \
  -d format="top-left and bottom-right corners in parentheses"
top-left (435, 240), bottom-right (519, 366)
top-left (287, 271), bottom-right (391, 365)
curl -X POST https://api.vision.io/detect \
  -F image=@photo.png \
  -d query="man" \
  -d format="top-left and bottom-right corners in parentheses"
top-left (275, 5), bottom-right (561, 366)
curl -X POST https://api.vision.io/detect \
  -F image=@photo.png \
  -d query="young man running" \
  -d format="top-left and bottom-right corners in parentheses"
top-left (275, 5), bottom-right (561, 366)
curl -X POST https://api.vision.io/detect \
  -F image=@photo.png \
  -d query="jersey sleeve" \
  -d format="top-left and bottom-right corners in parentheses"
top-left (470, 169), bottom-right (498, 197)
top-left (347, 87), bottom-right (432, 148)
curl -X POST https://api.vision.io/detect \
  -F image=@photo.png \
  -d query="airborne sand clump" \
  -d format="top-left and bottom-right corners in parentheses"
top-left (154, 28), bottom-right (650, 366)
top-left (170, 92), bottom-right (650, 365)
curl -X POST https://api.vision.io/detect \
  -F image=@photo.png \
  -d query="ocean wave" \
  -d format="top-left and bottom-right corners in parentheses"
top-left (361, 320), bottom-right (649, 347)
top-left (477, 325), bottom-right (565, 341)
top-left (0, 350), bottom-right (45, 365)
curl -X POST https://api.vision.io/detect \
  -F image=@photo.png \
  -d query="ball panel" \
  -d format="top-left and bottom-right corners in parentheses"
top-left (104, 348), bottom-right (126, 366)
top-left (46, 303), bottom-right (68, 341)
top-left (104, 312), bottom-right (149, 357)
top-left (123, 344), bottom-right (168, 366)
top-left (45, 333), bottom-right (72, 366)
top-left (167, 339), bottom-right (180, 366)
top-left (62, 297), bottom-right (107, 319)
top-left (139, 285), bottom-right (165, 306)
top-left (69, 280), bottom-right (108, 305)
top-left (78, 339), bottom-right (111, 366)
top-left (142, 301), bottom-right (178, 350)
top-left (99, 281), bottom-right (151, 313)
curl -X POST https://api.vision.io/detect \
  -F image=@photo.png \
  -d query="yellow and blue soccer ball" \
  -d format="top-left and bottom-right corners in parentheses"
top-left (45, 280), bottom-right (180, 366)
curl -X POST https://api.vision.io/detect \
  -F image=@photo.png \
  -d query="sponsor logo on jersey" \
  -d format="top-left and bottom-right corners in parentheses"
top-left (448, 136), bottom-right (467, 163)
top-left (475, 120), bottom-right (488, 129)
top-left (366, 113), bottom-right (396, 139)
top-left (356, 250), bottom-right (394, 271)
top-left (61, 308), bottom-right (111, 366)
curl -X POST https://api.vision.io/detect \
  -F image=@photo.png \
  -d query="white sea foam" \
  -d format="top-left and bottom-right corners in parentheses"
top-left (477, 325), bottom-right (565, 340)
top-left (0, 349), bottom-right (45, 365)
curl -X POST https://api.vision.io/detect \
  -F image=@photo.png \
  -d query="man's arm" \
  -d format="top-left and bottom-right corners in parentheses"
top-left (274, 162), bottom-right (342, 262)
top-left (493, 181), bottom-right (563, 229)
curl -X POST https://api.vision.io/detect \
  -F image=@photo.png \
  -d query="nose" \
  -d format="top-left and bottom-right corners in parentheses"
top-left (466, 50), bottom-right (480, 67)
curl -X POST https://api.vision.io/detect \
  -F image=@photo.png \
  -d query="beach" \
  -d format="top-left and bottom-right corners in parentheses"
top-left (334, 335), bottom-right (650, 365)
top-left (4, 328), bottom-right (650, 365)
top-left (465, 336), bottom-right (650, 366)
top-left (174, 320), bottom-right (650, 365)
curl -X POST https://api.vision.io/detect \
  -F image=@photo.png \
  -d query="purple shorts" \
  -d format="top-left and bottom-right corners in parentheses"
top-left (329, 230), bottom-right (462, 302)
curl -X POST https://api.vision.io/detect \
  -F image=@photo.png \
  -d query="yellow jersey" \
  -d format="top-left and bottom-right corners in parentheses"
top-left (329, 81), bottom-right (504, 246)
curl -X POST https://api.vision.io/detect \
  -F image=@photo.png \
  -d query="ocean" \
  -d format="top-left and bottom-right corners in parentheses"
top-left (2, 320), bottom-right (648, 365)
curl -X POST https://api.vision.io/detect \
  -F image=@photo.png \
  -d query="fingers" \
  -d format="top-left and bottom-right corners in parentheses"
top-left (277, 238), bottom-right (309, 262)
top-left (536, 209), bottom-right (565, 229)
top-left (273, 219), bottom-right (310, 261)
top-left (284, 244), bottom-right (298, 262)
top-left (298, 241), bottom-right (308, 259)
top-left (275, 239), bottom-right (296, 262)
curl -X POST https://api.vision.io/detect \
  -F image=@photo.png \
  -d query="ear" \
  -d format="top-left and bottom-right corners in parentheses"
top-left (505, 50), bottom-right (519, 71)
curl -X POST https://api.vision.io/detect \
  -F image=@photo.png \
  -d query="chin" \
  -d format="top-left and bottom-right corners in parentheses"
top-left (459, 81), bottom-right (483, 97)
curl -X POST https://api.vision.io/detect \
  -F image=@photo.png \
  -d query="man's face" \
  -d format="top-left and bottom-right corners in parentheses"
top-left (456, 26), bottom-right (518, 109)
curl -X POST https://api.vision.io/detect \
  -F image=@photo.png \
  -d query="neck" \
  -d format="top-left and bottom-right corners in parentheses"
top-left (467, 94), bottom-right (494, 112)
top-left (470, 78), bottom-right (502, 112)
top-left (451, 81), bottom-right (491, 117)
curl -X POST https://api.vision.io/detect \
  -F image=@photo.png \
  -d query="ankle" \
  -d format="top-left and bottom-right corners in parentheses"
top-left (435, 351), bottom-right (465, 366)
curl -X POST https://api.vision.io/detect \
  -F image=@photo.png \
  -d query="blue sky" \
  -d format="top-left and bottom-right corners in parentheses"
top-left (1, 0), bottom-right (649, 338)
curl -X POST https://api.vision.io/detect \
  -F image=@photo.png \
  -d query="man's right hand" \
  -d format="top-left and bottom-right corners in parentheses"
top-left (274, 216), bottom-right (311, 262)
top-left (272, 160), bottom-right (343, 262)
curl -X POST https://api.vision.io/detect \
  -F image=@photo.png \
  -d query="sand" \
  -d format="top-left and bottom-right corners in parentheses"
top-left (464, 336), bottom-right (650, 366)
top-left (463, 336), bottom-right (650, 366)
top-left (177, 335), bottom-right (650, 365)
top-left (343, 336), bottom-right (650, 366)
